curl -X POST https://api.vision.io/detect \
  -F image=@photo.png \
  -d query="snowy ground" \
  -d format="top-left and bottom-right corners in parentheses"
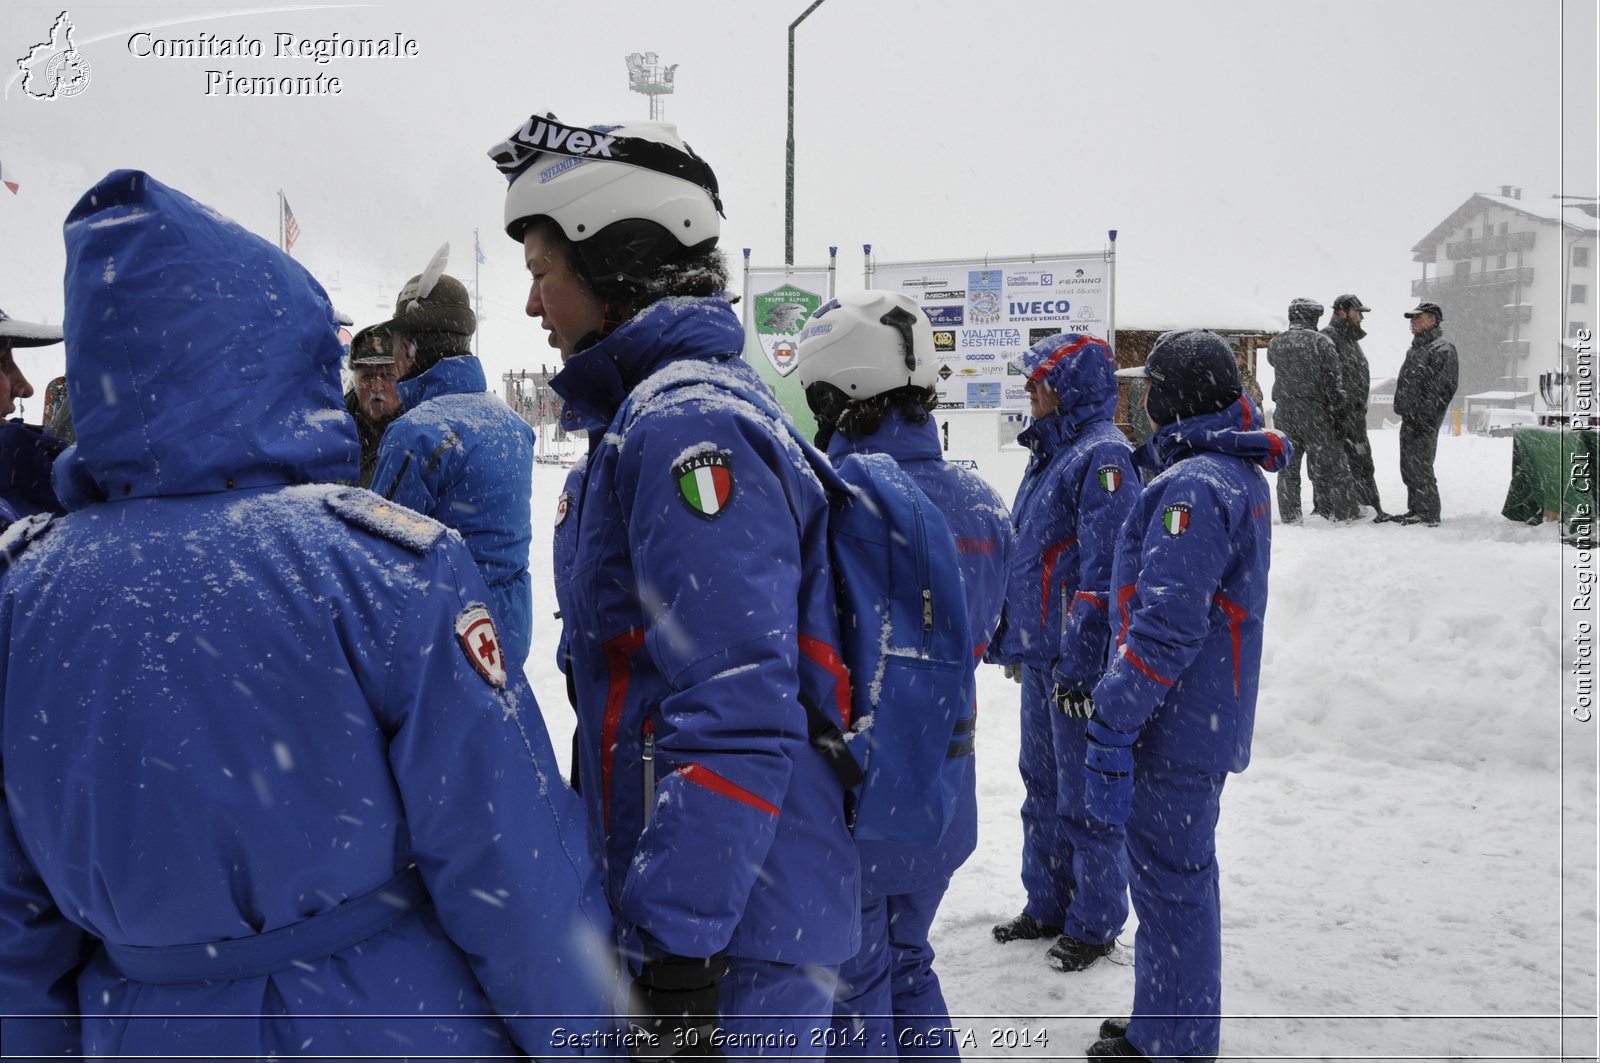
top-left (519, 426), bottom-right (1597, 1062)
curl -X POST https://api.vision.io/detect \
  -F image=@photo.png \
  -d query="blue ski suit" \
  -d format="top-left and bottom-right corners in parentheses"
top-left (992, 346), bottom-right (1139, 947)
top-left (0, 420), bottom-right (65, 531)
top-left (549, 296), bottom-right (859, 1046)
top-left (0, 170), bottom-right (614, 1062)
top-left (1091, 397), bottom-right (1290, 1063)
top-left (824, 410), bottom-right (1010, 1059)
top-left (373, 355), bottom-right (536, 667)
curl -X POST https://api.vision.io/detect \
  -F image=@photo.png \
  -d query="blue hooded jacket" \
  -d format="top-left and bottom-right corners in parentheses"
top-left (994, 338), bottom-right (1139, 686)
top-left (0, 421), bottom-right (65, 530)
top-left (0, 171), bottom-right (614, 1060)
top-left (1092, 396), bottom-right (1292, 772)
top-left (373, 355), bottom-right (535, 667)
top-left (550, 295), bottom-right (859, 966)
top-left (825, 410), bottom-right (1011, 894)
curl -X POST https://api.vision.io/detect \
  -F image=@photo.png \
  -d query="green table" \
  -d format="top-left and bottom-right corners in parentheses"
top-left (1502, 426), bottom-right (1599, 544)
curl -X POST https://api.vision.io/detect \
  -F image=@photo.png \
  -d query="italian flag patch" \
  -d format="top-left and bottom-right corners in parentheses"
top-left (1163, 502), bottom-right (1192, 536)
top-left (1098, 465), bottom-right (1123, 493)
top-left (674, 450), bottom-right (734, 518)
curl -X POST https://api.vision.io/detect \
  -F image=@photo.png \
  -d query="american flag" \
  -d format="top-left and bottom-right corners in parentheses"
top-left (282, 197), bottom-right (301, 253)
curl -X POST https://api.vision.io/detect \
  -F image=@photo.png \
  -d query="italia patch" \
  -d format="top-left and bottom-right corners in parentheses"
top-left (554, 491), bottom-right (572, 528)
top-left (455, 604), bottom-right (507, 688)
top-left (673, 450), bottom-right (734, 519)
top-left (1097, 465), bottom-right (1123, 493)
top-left (1162, 503), bottom-right (1192, 536)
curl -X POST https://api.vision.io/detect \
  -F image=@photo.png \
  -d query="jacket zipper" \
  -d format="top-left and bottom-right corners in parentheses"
top-left (641, 719), bottom-right (657, 829)
top-left (907, 484), bottom-right (934, 658)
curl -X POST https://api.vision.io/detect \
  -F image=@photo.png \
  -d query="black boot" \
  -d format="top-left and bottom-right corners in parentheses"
top-left (1098, 1017), bottom-right (1129, 1041)
top-left (1046, 933), bottom-right (1115, 971)
top-left (991, 912), bottom-right (1062, 943)
top-left (1086, 1034), bottom-right (1150, 1061)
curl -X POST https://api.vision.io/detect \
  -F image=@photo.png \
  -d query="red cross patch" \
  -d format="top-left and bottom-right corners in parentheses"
top-left (454, 604), bottom-right (507, 688)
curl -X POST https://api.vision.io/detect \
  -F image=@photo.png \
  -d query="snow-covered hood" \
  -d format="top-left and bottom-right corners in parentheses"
top-left (550, 295), bottom-right (745, 433)
top-left (54, 170), bottom-right (357, 509)
top-left (1138, 394), bottom-right (1292, 474)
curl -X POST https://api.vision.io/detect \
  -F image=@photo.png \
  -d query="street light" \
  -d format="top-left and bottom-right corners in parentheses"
top-left (625, 52), bottom-right (678, 121)
top-left (786, 0), bottom-right (829, 266)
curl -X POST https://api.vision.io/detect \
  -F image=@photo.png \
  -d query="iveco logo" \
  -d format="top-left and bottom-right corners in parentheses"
top-left (1009, 300), bottom-right (1071, 315)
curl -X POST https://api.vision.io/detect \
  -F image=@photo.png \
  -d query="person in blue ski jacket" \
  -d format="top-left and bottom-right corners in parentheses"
top-left (0, 308), bottom-right (68, 530)
top-left (988, 332), bottom-right (1140, 974)
top-left (794, 290), bottom-right (1011, 1060)
top-left (0, 170), bottom-right (616, 1062)
top-left (492, 111), bottom-right (859, 1060)
top-left (371, 255), bottom-right (536, 668)
top-left (1084, 329), bottom-right (1292, 1063)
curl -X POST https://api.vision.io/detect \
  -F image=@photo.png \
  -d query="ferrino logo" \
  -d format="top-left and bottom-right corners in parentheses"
top-left (508, 118), bottom-right (618, 158)
top-left (1009, 300), bottom-right (1071, 315)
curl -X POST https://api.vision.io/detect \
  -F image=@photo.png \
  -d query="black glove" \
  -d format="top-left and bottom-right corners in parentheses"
top-left (1051, 683), bottom-right (1093, 718)
top-left (1002, 662), bottom-right (1023, 685)
top-left (628, 951), bottom-right (728, 1062)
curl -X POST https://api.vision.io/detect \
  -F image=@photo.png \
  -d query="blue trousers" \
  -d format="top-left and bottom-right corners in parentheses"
top-left (1018, 665), bottom-right (1128, 944)
top-left (1124, 755), bottom-right (1228, 1063)
top-left (829, 880), bottom-right (954, 1060)
top-left (718, 956), bottom-right (839, 1061)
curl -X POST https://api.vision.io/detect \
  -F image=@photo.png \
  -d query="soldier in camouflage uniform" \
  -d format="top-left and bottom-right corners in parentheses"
top-left (1322, 294), bottom-right (1387, 519)
top-left (1266, 297), bottom-right (1357, 522)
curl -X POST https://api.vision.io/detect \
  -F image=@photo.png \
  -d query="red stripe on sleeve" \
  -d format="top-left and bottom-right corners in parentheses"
top-left (799, 633), bottom-right (853, 731)
top-left (1124, 648), bottom-right (1173, 686)
top-left (680, 763), bottom-right (781, 817)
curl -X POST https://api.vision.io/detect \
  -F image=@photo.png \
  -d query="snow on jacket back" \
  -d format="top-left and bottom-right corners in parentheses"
top-left (373, 354), bottom-right (535, 666)
top-left (1267, 324), bottom-right (1346, 409)
top-left (0, 170), bottom-right (614, 1060)
top-left (825, 410), bottom-right (1011, 894)
top-left (1092, 397), bottom-right (1291, 772)
top-left (550, 295), bottom-right (859, 966)
top-left (994, 351), bottom-right (1139, 685)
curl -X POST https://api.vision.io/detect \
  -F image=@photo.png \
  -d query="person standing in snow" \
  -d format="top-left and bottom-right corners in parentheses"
top-left (0, 170), bottom-right (614, 1061)
top-left (1267, 297), bottom-right (1357, 522)
top-left (1390, 301), bottom-right (1458, 527)
top-left (989, 331), bottom-right (1139, 975)
top-left (1321, 294), bottom-right (1387, 519)
top-left (1084, 329), bottom-right (1290, 1063)
top-left (0, 307), bottom-right (68, 530)
top-left (492, 110), bottom-right (859, 1058)
top-left (794, 290), bottom-right (1011, 1058)
top-left (371, 255), bottom-right (536, 667)
top-left (344, 324), bottom-right (403, 489)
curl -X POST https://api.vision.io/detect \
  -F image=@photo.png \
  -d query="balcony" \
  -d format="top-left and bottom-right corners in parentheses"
top-left (1444, 230), bottom-right (1537, 260)
top-left (1413, 267), bottom-right (1535, 297)
top-left (1502, 303), bottom-right (1534, 323)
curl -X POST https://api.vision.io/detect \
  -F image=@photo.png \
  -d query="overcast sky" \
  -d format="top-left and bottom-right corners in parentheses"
top-left (2, 0), bottom-right (1595, 402)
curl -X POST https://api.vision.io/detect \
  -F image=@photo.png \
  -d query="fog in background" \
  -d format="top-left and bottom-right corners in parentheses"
top-left (2, 0), bottom-right (1594, 402)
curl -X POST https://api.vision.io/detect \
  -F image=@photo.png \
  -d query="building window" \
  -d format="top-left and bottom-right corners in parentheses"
top-left (1572, 322), bottom-right (1590, 338)
top-left (1499, 222), bottom-right (1509, 235)
top-left (1576, 246), bottom-right (1593, 268)
top-left (1574, 284), bottom-right (1590, 305)
top-left (1497, 254), bottom-right (1508, 269)
top-left (1465, 227), bottom-right (1474, 239)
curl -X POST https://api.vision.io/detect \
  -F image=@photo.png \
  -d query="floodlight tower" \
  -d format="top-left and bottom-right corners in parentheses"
top-left (625, 52), bottom-right (678, 121)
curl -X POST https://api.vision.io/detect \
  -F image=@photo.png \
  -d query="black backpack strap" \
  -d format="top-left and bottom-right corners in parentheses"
top-left (798, 692), bottom-right (865, 791)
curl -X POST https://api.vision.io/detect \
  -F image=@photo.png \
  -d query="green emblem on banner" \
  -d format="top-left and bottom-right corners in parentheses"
top-left (754, 284), bottom-right (822, 377)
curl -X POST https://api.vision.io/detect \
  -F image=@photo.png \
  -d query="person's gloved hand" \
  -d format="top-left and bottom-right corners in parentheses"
top-left (628, 951), bottom-right (728, 1062)
top-left (1084, 717), bottom-right (1138, 825)
top-left (1051, 683), bottom-right (1092, 718)
top-left (1002, 662), bottom-right (1023, 684)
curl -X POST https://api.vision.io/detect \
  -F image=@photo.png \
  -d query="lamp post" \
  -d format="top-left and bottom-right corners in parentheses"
top-left (625, 52), bottom-right (678, 120)
top-left (786, 0), bottom-right (829, 266)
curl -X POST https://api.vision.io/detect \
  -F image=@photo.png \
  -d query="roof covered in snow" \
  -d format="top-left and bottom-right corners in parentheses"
top-left (1412, 192), bottom-right (1599, 258)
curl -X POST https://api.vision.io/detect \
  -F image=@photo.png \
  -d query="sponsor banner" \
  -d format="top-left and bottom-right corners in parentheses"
top-left (871, 253), bottom-right (1111, 410)
top-left (745, 269), bottom-right (830, 378)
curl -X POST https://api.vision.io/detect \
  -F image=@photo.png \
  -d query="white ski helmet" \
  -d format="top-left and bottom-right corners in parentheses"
top-left (794, 290), bottom-right (938, 402)
top-left (489, 112), bottom-right (723, 290)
